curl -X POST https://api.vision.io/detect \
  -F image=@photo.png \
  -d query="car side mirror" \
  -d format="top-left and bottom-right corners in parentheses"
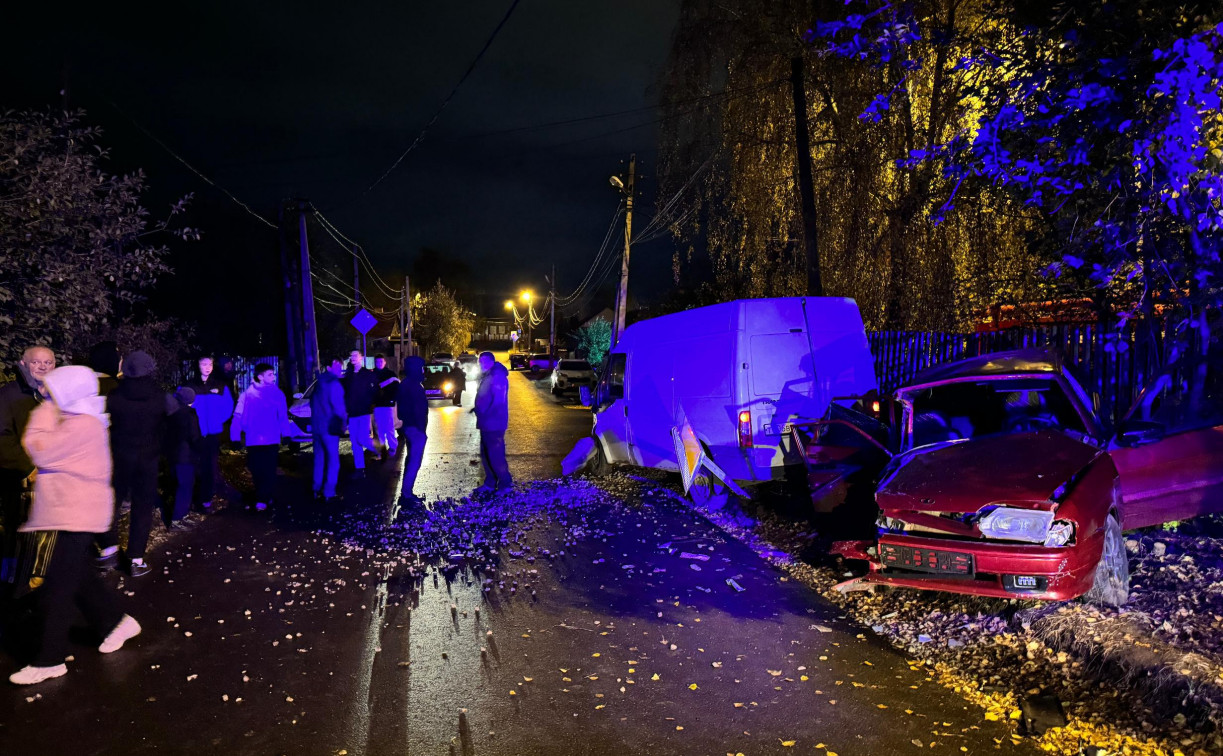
top-left (1117, 419), bottom-right (1165, 447)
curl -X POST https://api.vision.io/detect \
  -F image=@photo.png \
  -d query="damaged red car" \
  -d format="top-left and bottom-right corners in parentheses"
top-left (836, 349), bottom-right (1223, 606)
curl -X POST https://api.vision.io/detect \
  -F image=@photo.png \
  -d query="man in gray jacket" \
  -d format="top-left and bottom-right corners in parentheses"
top-left (472, 351), bottom-right (512, 495)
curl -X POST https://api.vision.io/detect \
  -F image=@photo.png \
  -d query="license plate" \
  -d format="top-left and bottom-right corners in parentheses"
top-left (764, 423), bottom-right (791, 436)
top-left (880, 544), bottom-right (974, 575)
top-left (426, 390), bottom-right (442, 396)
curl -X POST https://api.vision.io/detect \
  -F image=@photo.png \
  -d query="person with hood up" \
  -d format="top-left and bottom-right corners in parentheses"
top-left (230, 363), bottom-right (294, 511)
top-left (97, 350), bottom-right (166, 577)
top-left (164, 387), bottom-right (202, 531)
top-left (394, 356), bottom-right (429, 506)
top-left (310, 358), bottom-right (347, 502)
top-left (0, 346), bottom-right (54, 585)
top-left (184, 355), bottom-right (234, 510)
top-left (471, 351), bottom-right (512, 495)
top-left (10, 365), bottom-right (140, 686)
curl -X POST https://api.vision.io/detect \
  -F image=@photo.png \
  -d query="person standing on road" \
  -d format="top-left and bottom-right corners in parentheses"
top-left (0, 346), bottom-right (54, 586)
top-left (342, 350), bottom-right (380, 478)
top-left (310, 358), bottom-right (347, 502)
top-left (184, 355), bottom-right (234, 511)
top-left (163, 388), bottom-right (202, 531)
top-left (98, 350), bottom-right (165, 577)
top-left (371, 354), bottom-right (399, 457)
top-left (230, 364), bottom-right (292, 511)
top-left (10, 365), bottom-right (141, 686)
top-left (395, 356), bottom-right (429, 507)
top-left (472, 351), bottom-right (512, 495)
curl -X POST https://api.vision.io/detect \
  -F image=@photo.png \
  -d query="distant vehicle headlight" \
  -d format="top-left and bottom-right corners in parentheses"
top-left (977, 507), bottom-right (1054, 543)
top-left (443, 381), bottom-right (454, 392)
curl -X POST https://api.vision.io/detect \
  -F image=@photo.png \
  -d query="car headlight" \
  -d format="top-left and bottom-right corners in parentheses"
top-left (443, 381), bottom-right (453, 392)
top-left (1044, 519), bottom-right (1075, 547)
top-left (977, 507), bottom-right (1054, 543)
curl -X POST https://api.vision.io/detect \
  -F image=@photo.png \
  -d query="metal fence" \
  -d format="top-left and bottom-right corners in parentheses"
top-left (868, 324), bottom-right (1169, 425)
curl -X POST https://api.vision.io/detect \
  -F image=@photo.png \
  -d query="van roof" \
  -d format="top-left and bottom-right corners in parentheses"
top-left (614, 297), bottom-right (865, 351)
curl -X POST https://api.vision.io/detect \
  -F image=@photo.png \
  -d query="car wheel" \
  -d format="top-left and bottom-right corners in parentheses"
top-left (689, 470), bottom-right (729, 511)
top-left (550, 385), bottom-right (559, 395)
top-left (1083, 512), bottom-right (1129, 607)
top-left (589, 439), bottom-right (610, 476)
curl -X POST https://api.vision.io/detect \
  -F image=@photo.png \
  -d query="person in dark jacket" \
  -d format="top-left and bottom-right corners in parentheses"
top-left (163, 387), bottom-right (202, 531)
top-left (97, 350), bottom-right (166, 577)
top-left (342, 351), bottom-right (381, 478)
top-left (87, 341), bottom-right (121, 397)
top-left (310, 359), bottom-right (347, 501)
top-left (472, 351), bottom-right (512, 495)
top-left (0, 346), bottom-right (54, 585)
top-left (371, 354), bottom-right (399, 457)
top-left (395, 357), bottom-right (429, 506)
top-left (184, 355), bottom-right (234, 510)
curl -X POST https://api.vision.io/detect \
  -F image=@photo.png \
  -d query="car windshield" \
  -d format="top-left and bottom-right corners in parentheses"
top-left (558, 360), bottom-right (590, 371)
top-left (426, 365), bottom-right (451, 375)
top-left (902, 376), bottom-right (1087, 448)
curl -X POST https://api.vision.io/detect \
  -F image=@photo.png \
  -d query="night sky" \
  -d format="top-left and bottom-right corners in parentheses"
top-left (3, 1), bottom-right (681, 352)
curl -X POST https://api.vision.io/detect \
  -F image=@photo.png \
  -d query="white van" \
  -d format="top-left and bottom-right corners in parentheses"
top-left (590, 297), bottom-right (877, 487)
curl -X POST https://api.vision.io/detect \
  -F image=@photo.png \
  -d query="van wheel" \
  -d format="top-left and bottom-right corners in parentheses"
top-left (689, 471), bottom-right (729, 511)
top-left (588, 440), bottom-right (610, 476)
top-left (1084, 513), bottom-right (1129, 607)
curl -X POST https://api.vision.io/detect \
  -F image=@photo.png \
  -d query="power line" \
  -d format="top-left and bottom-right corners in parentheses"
top-left (365, 0), bottom-right (523, 193)
top-left (309, 209), bottom-right (405, 299)
top-left (555, 203), bottom-right (624, 306)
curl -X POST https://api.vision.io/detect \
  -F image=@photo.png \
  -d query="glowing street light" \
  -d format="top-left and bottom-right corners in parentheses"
top-left (520, 290), bottom-right (533, 303)
top-left (504, 300), bottom-right (514, 311)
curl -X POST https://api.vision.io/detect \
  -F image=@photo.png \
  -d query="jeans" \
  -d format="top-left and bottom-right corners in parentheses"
top-left (312, 433), bottom-right (341, 498)
top-left (34, 531), bottom-right (124, 667)
top-left (479, 431), bottom-right (512, 490)
top-left (373, 406), bottom-right (398, 453)
top-left (196, 434), bottom-right (222, 503)
top-left (399, 427), bottom-right (427, 498)
top-left (169, 463), bottom-right (195, 523)
top-left (347, 415), bottom-right (377, 470)
top-left (247, 444), bottom-right (278, 505)
top-left (100, 454), bottom-right (159, 560)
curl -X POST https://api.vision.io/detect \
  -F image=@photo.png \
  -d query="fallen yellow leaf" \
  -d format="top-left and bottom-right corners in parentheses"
top-left (651, 673), bottom-right (660, 681)
top-left (780, 739), bottom-right (796, 747)
top-left (689, 683), bottom-right (699, 690)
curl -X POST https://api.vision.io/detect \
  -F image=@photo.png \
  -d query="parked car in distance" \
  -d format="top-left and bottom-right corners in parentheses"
top-left (431, 352), bottom-right (458, 369)
top-left (509, 353), bottom-right (529, 371)
top-left (836, 348), bottom-right (1223, 607)
top-left (550, 359), bottom-right (595, 395)
top-left (528, 353), bottom-right (554, 372)
top-left (458, 352), bottom-right (479, 379)
top-left (423, 364), bottom-right (464, 405)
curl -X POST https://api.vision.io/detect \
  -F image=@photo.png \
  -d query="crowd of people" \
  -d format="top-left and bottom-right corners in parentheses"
top-left (0, 344), bottom-right (513, 686)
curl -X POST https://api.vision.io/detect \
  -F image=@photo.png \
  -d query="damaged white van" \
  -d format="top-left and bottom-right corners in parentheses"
top-left (590, 297), bottom-right (877, 497)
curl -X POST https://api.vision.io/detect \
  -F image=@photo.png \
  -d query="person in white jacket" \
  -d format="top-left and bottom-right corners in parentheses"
top-left (229, 364), bottom-right (293, 511)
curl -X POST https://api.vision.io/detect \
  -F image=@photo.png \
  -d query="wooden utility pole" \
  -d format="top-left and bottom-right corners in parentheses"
top-left (353, 244), bottom-right (364, 355)
top-left (613, 154), bottom-right (635, 345)
top-left (549, 264), bottom-right (557, 357)
top-left (279, 203), bottom-right (302, 390)
top-left (297, 204), bottom-right (319, 379)
top-left (790, 55), bottom-right (823, 297)
top-left (405, 276), bottom-right (413, 358)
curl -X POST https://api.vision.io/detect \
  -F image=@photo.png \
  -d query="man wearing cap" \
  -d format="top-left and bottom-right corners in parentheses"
top-left (97, 350), bottom-right (167, 577)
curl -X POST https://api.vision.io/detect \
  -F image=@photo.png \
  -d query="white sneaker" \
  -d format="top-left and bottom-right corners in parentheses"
top-left (99, 615), bottom-right (141, 654)
top-left (9, 664), bottom-right (67, 685)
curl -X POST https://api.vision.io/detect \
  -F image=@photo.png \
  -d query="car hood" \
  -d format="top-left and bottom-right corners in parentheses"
top-left (877, 431), bottom-right (1100, 514)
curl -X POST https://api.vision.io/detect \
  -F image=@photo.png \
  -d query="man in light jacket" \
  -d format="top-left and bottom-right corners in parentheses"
top-left (310, 358), bottom-right (347, 501)
top-left (472, 351), bottom-right (512, 495)
top-left (230, 363), bottom-right (293, 511)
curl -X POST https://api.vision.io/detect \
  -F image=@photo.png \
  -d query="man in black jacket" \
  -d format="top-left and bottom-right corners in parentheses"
top-left (342, 350), bottom-right (381, 479)
top-left (0, 346), bottom-right (54, 584)
top-left (164, 387), bottom-right (202, 531)
top-left (395, 357), bottom-right (429, 507)
top-left (371, 354), bottom-right (399, 457)
top-left (97, 350), bottom-right (167, 577)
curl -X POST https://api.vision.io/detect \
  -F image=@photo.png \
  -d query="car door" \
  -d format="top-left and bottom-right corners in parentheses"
top-left (1111, 358), bottom-right (1223, 530)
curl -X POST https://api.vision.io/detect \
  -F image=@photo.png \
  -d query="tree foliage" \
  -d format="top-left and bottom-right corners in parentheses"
top-left (573, 316), bottom-right (612, 368)
top-left (412, 281), bottom-right (474, 357)
top-left (817, 0), bottom-right (1223, 359)
top-left (0, 109), bottom-right (197, 363)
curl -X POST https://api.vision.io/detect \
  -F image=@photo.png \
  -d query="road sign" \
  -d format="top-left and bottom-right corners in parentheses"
top-left (510, 331), bottom-right (520, 342)
top-left (350, 309), bottom-right (377, 335)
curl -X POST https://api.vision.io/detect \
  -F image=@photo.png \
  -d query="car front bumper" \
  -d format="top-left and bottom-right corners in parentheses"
top-left (839, 529), bottom-right (1105, 601)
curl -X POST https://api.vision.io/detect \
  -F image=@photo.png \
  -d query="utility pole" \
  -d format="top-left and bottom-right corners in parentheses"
top-left (279, 203), bottom-right (302, 390)
top-left (549, 264), bottom-right (557, 357)
top-left (353, 244), bottom-right (365, 356)
top-left (790, 54), bottom-right (823, 296)
top-left (398, 278), bottom-right (406, 366)
top-left (613, 153), bottom-right (636, 345)
top-left (298, 204), bottom-right (319, 380)
top-left (405, 276), bottom-right (413, 358)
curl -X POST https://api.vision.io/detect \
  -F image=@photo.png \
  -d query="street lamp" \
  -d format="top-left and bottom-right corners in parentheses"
top-left (520, 290), bottom-right (532, 303)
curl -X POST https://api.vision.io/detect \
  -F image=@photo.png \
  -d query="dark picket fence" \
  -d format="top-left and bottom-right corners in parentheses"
top-left (168, 355), bottom-right (281, 396)
top-left (868, 324), bottom-right (1167, 425)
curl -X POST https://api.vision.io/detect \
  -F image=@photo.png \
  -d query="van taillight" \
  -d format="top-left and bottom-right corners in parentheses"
top-left (871, 400), bottom-right (881, 415)
top-left (737, 410), bottom-right (753, 448)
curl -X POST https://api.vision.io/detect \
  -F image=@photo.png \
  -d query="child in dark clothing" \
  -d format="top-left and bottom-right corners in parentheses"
top-left (165, 387), bottom-right (202, 530)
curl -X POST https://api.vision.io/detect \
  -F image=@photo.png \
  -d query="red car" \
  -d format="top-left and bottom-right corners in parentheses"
top-left (835, 349), bottom-right (1223, 606)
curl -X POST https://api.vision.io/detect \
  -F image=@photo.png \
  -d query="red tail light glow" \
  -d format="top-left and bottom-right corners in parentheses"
top-left (737, 410), bottom-right (753, 448)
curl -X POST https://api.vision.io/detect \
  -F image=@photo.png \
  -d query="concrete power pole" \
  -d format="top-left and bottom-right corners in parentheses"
top-left (353, 244), bottom-right (364, 355)
top-left (549, 264), bottom-right (557, 357)
top-left (279, 203), bottom-right (302, 390)
top-left (298, 205), bottom-right (319, 380)
top-left (405, 276), bottom-right (413, 358)
top-left (613, 154), bottom-right (635, 346)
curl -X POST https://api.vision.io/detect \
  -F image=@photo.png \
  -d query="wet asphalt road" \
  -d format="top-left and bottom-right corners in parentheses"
top-left (1, 358), bottom-right (1033, 755)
